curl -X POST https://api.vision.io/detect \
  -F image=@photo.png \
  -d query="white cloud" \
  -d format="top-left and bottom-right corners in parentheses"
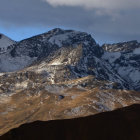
top-left (45, 0), bottom-right (140, 10)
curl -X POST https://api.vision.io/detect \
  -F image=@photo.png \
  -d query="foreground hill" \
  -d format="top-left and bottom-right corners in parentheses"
top-left (1, 104), bottom-right (140, 140)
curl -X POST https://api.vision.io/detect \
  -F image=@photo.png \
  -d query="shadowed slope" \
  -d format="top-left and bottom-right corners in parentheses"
top-left (1, 104), bottom-right (140, 140)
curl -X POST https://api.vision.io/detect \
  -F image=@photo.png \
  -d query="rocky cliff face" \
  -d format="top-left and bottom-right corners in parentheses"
top-left (0, 28), bottom-right (140, 136)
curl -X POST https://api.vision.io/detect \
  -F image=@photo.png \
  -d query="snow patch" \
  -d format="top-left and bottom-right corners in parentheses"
top-left (0, 54), bottom-right (37, 72)
top-left (102, 52), bottom-right (121, 63)
top-left (0, 34), bottom-right (15, 53)
top-left (48, 33), bottom-right (70, 47)
top-left (133, 48), bottom-right (140, 54)
top-left (48, 59), bottom-right (62, 65)
top-left (129, 70), bottom-right (140, 83)
top-left (15, 81), bottom-right (28, 89)
top-left (48, 31), bottom-right (81, 47)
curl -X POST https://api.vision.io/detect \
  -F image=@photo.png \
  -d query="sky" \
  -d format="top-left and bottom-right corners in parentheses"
top-left (0, 0), bottom-right (140, 45)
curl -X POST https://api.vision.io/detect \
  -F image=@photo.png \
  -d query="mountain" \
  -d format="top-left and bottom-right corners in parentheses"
top-left (102, 40), bottom-right (140, 91)
top-left (0, 28), bottom-right (130, 89)
top-left (0, 34), bottom-right (16, 54)
top-left (102, 40), bottom-right (140, 52)
top-left (0, 28), bottom-right (140, 135)
top-left (1, 104), bottom-right (140, 140)
top-left (0, 28), bottom-right (101, 72)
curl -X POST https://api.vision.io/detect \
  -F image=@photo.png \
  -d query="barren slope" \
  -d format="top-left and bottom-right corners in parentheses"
top-left (1, 104), bottom-right (140, 140)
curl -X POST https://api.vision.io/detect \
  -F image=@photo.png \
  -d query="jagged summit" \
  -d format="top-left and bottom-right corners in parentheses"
top-left (0, 28), bottom-right (102, 72)
top-left (102, 40), bottom-right (140, 52)
top-left (21, 28), bottom-right (97, 47)
top-left (47, 28), bottom-right (70, 35)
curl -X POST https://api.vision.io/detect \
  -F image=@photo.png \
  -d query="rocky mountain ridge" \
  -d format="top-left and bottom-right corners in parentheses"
top-left (102, 40), bottom-right (140, 52)
top-left (0, 28), bottom-right (134, 89)
top-left (0, 28), bottom-right (140, 135)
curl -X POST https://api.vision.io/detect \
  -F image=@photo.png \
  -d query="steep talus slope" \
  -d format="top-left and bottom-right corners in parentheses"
top-left (1, 104), bottom-right (140, 140)
top-left (102, 41), bottom-right (140, 90)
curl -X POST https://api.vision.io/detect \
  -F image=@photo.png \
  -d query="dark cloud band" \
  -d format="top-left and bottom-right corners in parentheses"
top-left (0, 0), bottom-right (140, 43)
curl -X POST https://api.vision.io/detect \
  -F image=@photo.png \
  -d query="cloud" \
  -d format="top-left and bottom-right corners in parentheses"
top-left (0, 0), bottom-right (140, 44)
top-left (45, 0), bottom-right (140, 10)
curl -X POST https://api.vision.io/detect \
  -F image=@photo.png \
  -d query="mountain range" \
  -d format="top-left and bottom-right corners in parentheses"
top-left (0, 28), bottom-right (140, 137)
top-left (1, 104), bottom-right (140, 140)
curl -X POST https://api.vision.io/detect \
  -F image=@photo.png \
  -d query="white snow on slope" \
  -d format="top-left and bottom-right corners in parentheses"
top-left (118, 66), bottom-right (140, 83)
top-left (0, 54), bottom-right (37, 72)
top-left (102, 52), bottom-right (121, 63)
top-left (48, 31), bottom-right (81, 47)
top-left (49, 33), bottom-right (69, 47)
top-left (129, 70), bottom-right (140, 83)
top-left (102, 50), bottom-right (140, 89)
top-left (0, 34), bottom-right (15, 53)
top-left (133, 48), bottom-right (140, 54)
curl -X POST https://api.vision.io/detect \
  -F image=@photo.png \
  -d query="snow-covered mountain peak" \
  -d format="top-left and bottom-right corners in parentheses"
top-left (0, 34), bottom-right (16, 53)
top-left (40, 28), bottom-right (97, 48)
top-left (0, 29), bottom-right (102, 73)
top-left (0, 28), bottom-right (139, 91)
top-left (47, 28), bottom-right (65, 34)
top-left (9, 28), bottom-right (101, 59)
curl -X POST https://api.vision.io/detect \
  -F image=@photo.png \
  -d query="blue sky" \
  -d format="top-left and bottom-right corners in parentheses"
top-left (0, 26), bottom-right (112, 45)
top-left (0, 26), bottom-right (51, 41)
top-left (0, 0), bottom-right (140, 45)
